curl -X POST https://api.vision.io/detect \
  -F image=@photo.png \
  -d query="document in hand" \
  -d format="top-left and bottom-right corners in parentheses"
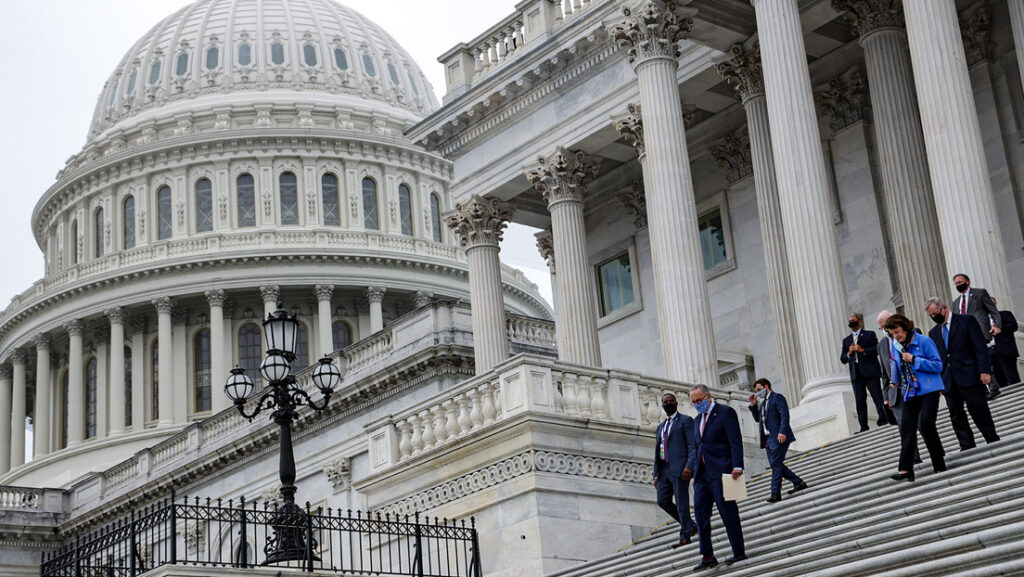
top-left (722, 473), bottom-right (748, 501)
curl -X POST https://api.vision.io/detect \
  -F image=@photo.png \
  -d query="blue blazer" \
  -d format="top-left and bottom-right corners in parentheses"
top-left (928, 313), bottom-right (992, 391)
top-left (747, 392), bottom-right (796, 450)
top-left (841, 329), bottom-right (882, 379)
top-left (889, 333), bottom-right (945, 398)
top-left (653, 413), bottom-right (697, 480)
top-left (693, 403), bottom-right (744, 479)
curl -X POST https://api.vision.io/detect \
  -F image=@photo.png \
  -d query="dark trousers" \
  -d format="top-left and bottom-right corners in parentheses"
top-left (946, 383), bottom-right (999, 450)
top-left (992, 353), bottom-right (1020, 388)
top-left (851, 376), bottom-right (888, 429)
top-left (765, 440), bottom-right (802, 494)
top-left (656, 462), bottom-right (694, 540)
top-left (898, 391), bottom-right (944, 472)
top-left (693, 470), bottom-right (745, 559)
top-left (891, 404), bottom-right (921, 463)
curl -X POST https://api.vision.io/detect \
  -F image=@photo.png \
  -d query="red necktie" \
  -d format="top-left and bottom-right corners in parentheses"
top-left (960, 295), bottom-right (966, 314)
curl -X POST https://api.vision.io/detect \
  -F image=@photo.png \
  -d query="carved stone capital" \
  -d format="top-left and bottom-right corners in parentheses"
top-left (607, 1), bottom-right (696, 67)
top-left (535, 229), bottom-right (555, 266)
top-left (0, 364), bottom-right (11, 379)
top-left (525, 149), bottom-right (601, 207)
top-left (323, 457), bottom-right (352, 493)
top-left (34, 334), bottom-right (52, 351)
top-left (716, 43), bottom-right (765, 102)
top-left (815, 66), bottom-right (870, 131)
top-left (614, 103), bottom-right (645, 158)
top-left (365, 286), bottom-right (386, 304)
top-left (105, 306), bottom-right (125, 325)
top-left (204, 289), bottom-right (226, 308)
top-left (445, 195), bottom-right (516, 249)
top-left (65, 319), bottom-right (84, 337)
top-left (152, 297), bottom-right (174, 315)
top-left (708, 127), bottom-right (753, 183)
top-left (259, 285), bottom-right (281, 304)
top-left (314, 284), bottom-right (335, 302)
top-left (960, 0), bottom-right (992, 66)
top-left (9, 349), bottom-right (27, 364)
top-left (831, 0), bottom-right (904, 38)
top-left (414, 291), bottom-right (434, 308)
top-left (619, 180), bottom-right (648, 231)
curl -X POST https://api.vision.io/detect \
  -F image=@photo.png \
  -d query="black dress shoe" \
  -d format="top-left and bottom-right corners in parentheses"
top-left (890, 470), bottom-right (915, 482)
top-left (856, 427), bottom-right (870, 434)
top-left (672, 539), bottom-right (692, 548)
top-left (765, 492), bottom-right (782, 503)
top-left (933, 462), bottom-right (947, 473)
top-left (725, 554), bottom-right (748, 565)
top-left (693, 557), bottom-right (719, 572)
top-left (876, 420), bottom-right (888, 427)
top-left (788, 481), bottom-right (809, 495)
top-left (690, 525), bottom-right (699, 538)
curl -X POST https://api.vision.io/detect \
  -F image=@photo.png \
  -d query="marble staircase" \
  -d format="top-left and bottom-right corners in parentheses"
top-left (545, 382), bottom-right (1024, 577)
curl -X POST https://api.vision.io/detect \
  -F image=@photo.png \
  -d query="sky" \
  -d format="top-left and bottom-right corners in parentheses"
top-left (0, 0), bottom-right (554, 310)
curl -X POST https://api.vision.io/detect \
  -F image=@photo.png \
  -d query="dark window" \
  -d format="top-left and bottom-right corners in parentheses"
top-left (123, 196), bottom-right (136, 249)
top-left (239, 324), bottom-right (262, 386)
top-left (238, 42), bottom-right (252, 66)
top-left (334, 48), bottom-right (348, 70)
top-left (698, 208), bottom-right (728, 270)
top-left (303, 44), bottom-right (317, 66)
top-left (194, 329), bottom-right (211, 412)
top-left (94, 208), bottom-right (105, 258)
top-left (237, 174), bottom-right (256, 227)
top-left (332, 321), bottom-right (352, 351)
top-left (108, 80), bottom-right (119, 107)
top-left (270, 42), bottom-right (285, 65)
top-left (149, 60), bottom-right (161, 84)
top-left (157, 186), bottom-right (173, 240)
top-left (206, 46), bottom-right (219, 70)
top-left (176, 53), bottom-right (189, 76)
top-left (387, 62), bottom-right (399, 85)
top-left (280, 172), bottom-right (299, 225)
top-left (430, 193), bottom-right (442, 242)
top-left (322, 173), bottom-right (340, 226)
top-left (61, 372), bottom-right (69, 449)
top-left (597, 252), bottom-right (635, 316)
top-left (399, 184), bottom-right (413, 236)
top-left (70, 221), bottom-right (78, 265)
top-left (362, 54), bottom-right (376, 77)
top-left (86, 358), bottom-right (97, 438)
top-left (407, 70), bottom-right (419, 95)
top-left (124, 346), bottom-right (133, 428)
top-left (196, 178), bottom-right (213, 232)
top-left (126, 69), bottom-right (137, 95)
top-left (362, 178), bottom-right (378, 230)
top-left (151, 340), bottom-right (159, 421)
top-left (293, 323), bottom-right (309, 372)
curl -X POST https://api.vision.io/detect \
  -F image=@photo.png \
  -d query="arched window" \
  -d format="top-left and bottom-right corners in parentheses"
top-left (196, 178), bottom-right (213, 232)
top-left (175, 53), bottom-right (189, 76)
top-left (362, 54), bottom-right (376, 77)
top-left (280, 172), bottom-right (299, 225)
top-left (70, 220), bottom-right (78, 265)
top-left (293, 323), bottom-right (309, 372)
top-left (398, 184), bottom-right (413, 236)
top-left (123, 196), bottom-right (136, 249)
top-left (108, 79), bottom-right (119, 108)
top-left (332, 321), bottom-right (352, 352)
top-left (194, 329), bottom-right (211, 413)
top-left (94, 208), bottom-right (105, 258)
top-left (151, 340), bottom-right (159, 421)
top-left (126, 68), bottom-right (137, 96)
top-left (237, 174), bottom-right (256, 227)
top-left (362, 178), bottom-right (378, 230)
top-left (157, 186), bottom-right (173, 240)
top-left (149, 60), bottom-right (161, 84)
top-left (238, 42), bottom-right (252, 66)
top-left (61, 371), bottom-right (69, 449)
top-left (124, 346), bottom-right (133, 428)
top-left (387, 62), bottom-right (400, 85)
top-left (270, 42), bottom-right (285, 65)
top-left (407, 70), bottom-right (420, 96)
top-left (205, 46), bottom-right (219, 70)
top-left (430, 193), bottom-right (442, 242)
top-left (239, 324), bottom-right (262, 386)
top-left (334, 48), bottom-right (348, 70)
top-left (322, 173), bottom-right (340, 226)
top-left (86, 358), bottom-right (97, 439)
top-left (303, 44), bottom-right (317, 67)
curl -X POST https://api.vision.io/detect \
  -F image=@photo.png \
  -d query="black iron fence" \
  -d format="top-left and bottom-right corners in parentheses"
top-left (41, 493), bottom-right (482, 577)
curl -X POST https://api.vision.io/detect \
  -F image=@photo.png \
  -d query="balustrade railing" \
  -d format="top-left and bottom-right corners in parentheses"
top-left (506, 315), bottom-right (556, 353)
top-left (0, 486), bottom-right (42, 510)
top-left (344, 329), bottom-right (394, 373)
top-left (394, 378), bottom-right (502, 464)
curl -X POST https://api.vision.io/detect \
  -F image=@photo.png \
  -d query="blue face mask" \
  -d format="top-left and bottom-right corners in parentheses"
top-left (694, 398), bottom-right (711, 414)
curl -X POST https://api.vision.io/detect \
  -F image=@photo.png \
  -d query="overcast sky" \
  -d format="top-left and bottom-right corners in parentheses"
top-left (0, 0), bottom-right (553, 310)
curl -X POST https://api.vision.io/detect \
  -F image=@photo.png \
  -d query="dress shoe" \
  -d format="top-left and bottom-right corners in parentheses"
top-left (725, 554), bottom-right (748, 565)
top-left (765, 492), bottom-right (782, 503)
top-left (987, 388), bottom-right (1001, 401)
top-left (890, 470), bottom-right (915, 482)
top-left (690, 525), bottom-right (699, 538)
top-left (672, 539), bottom-right (692, 548)
top-left (856, 427), bottom-right (869, 434)
top-left (692, 557), bottom-right (719, 572)
top-left (933, 462), bottom-right (947, 473)
top-left (876, 420), bottom-right (888, 427)
top-left (788, 481), bottom-right (809, 495)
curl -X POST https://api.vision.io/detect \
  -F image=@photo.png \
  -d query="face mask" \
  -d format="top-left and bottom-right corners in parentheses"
top-left (848, 321), bottom-right (859, 329)
top-left (694, 398), bottom-right (711, 414)
top-left (931, 313), bottom-right (945, 325)
top-left (755, 389), bottom-right (767, 400)
top-left (662, 402), bottom-right (677, 416)
top-left (955, 283), bottom-right (968, 294)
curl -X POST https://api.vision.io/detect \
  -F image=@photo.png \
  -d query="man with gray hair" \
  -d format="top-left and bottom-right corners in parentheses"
top-left (841, 312), bottom-right (890, 432)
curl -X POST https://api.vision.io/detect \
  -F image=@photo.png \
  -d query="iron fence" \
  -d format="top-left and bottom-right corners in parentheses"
top-left (40, 493), bottom-right (482, 577)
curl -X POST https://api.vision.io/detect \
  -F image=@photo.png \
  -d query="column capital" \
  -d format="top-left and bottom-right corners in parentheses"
top-left (613, 104), bottom-right (645, 159)
top-left (204, 289), bottom-right (226, 308)
top-left (814, 66), bottom-right (870, 132)
top-left (105, 306), bottom-right (125, 325)
top-left (445, 195), bottom-right (516, 249)
top-left (526, 149), bottom-right (601, 207)
top-left (259, 285), bottom-right (281, 303)
top-left (607, 1), bottom-right (696, 68)
top-left (414, 291), bottom-right (434, 308)
top-left (314, 284), bottom-right (335, 302)
top-left (708, 127), bottom-right (753, 183)
top-left (152, 297), bottom-right (174, 315)
top-left (64, 319), bottom-right (84, 337)
top-left (716, 43), bottom-right (765, 102)
top-left (0, 364), bottom-right (11, 379)
top-left (832, 0), bottom-right (904, 38)
top-left (365, 286), bottom-right (386, 304)
top-left (535, 229), bottom-right (555, 266)
top-left (34, 334), bottom-right (51, 351)
top-left (618, 179), bottom-right (648, 231)
top-left (10, 349), bottom-right (27, 364)
top-left (959, 1), bottom-right (992, 66)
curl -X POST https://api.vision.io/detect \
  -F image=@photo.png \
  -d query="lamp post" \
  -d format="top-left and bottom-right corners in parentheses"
top-left (224, 302), bottom-right (344, 565)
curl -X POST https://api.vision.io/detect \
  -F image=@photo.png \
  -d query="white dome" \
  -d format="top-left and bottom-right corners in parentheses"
top-left (89, 0), bottom-right (438, 140)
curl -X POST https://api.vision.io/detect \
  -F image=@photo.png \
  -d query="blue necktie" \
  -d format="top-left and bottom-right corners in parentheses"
top-left (942, 324), bottom-right (949, 348)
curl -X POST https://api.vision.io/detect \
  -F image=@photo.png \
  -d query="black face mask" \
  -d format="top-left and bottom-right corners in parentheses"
top-left (931, 313), bottom-right (946, 325)
top-left (955, 283), bottom-right (968, 294)
top-left (662, 402), bottom-right (677, 416)
top-left (848, 321), bottom-right (859, 329)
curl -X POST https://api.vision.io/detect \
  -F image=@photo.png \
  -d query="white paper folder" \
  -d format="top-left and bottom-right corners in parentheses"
top-left (722, 473), bottom-right (748, 501)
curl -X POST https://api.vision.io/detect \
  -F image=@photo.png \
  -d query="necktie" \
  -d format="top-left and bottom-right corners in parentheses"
top-left (660, 415), bottom-right (674, 460)
top-left (761, 398), bottom-right (768, 435)
top-left (960, 295), bottom-right (966, 315)
top-left (943, 324), bottom-right (949, 348)
top-left (700, 413), bottom-right (707, 437)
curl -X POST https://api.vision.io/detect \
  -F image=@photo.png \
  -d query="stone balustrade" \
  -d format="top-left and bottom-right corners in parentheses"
top-left (0, 486), bottom-right (64, 513)
top-left (506, 314), bottom-right (557, 353)
top-left (344, 328), bottom-right (394, 373)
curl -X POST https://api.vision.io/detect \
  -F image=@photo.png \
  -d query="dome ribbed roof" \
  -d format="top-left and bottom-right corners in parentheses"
top-left (89, 0), bottom-right (438, 141)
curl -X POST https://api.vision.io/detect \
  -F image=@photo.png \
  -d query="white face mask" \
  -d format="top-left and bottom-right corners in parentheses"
top-left (755, 389), bottom-right (767, 400)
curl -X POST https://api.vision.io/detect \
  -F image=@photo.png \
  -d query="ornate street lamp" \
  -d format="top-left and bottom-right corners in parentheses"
top-left (224, 302), bottom-right (345, 564)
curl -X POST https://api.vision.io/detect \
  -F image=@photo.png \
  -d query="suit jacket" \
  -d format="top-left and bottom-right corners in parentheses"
top-left (928, 313), bottom-right (992, 391)
top-left (653, 413), bottom-right (697, 480)
top-left (993, 310), bottom-right (1020, 358)
top-left (747, 391), bottom-right (796, 450)
top-left (840, 329), bottom-right (881, 380)
top-left (952, 287), bottom-right (999, 338)
top-left (878, 335), bottom-right (899, 406)
top-left (693, 403), bottom-right (744, 479)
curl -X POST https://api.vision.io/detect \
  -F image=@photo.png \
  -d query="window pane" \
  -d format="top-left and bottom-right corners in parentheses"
top-left (334, 48), bottom-right (348, 70)
top-left (126, 69), bottom-right (137, 94)
top-left (176, 53), bottom-right (189, 76)
top-left (362, 178), bottom-right (378, 229)
top-left (206, 46), bottom-right (219, 70)
top-left (238, 42), bottom-right (252, 66)
top-left (152, 342), bottom-right (159, 421)
top-left (237, 174), bottom-right (256, 227)
top-left (157, 186), bottom-right (173, 240)
top-left (303, 44), bottom-right (317, 66)
top-left (86, 358), bottom-right (97, 438)
top-left (399, 184), bottom-right (413, 236)
top-left (94, 208), bottom-right (105, 258)
top-left (124, 347), bottom-right (133, 427)
top-left (387, 62), bottom-right (399, 85)
top-left (239, 324), bottom-right (262, 386)
top-left (71, 221), bottom-right (78, 265)
top-left (108, 80), bottom-right (119, 107)
top-left (322, 174), bottom-right (340, 226)
top-left (362, 54), bottom-right (376, 77)
top-left (598, 253), bottom-right (635, 316)
top-left (194, 329), bottom-right (211, 412)
top-left (430, 194), bottom-right (442, 242)
top-left (196, 178), bottom-right (213, 232)
top-left (271, 42), bottom-right (285, 65)
top-left (332, 321), bottom-right (352, 351)
top-left (292, 324), bottom-right (309, 372)
top-left (149, 60), bottom-right (161, 84)
top-left (698, 209), bottom-right (728, 270)
top-left (407, 71), bottom-right (419, 95)
top-left (280, 172), bottom-right (299, 225)
top-left (124, 196), bottom-right (136, 249)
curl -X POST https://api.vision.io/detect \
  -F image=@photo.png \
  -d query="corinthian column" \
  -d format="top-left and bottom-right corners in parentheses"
top-left (446, 195), bottom-right (515, 374)
top-left (902, 0), bottom-right (1014, 310)
top-left (608, 3), bottom-right (718, 385)
top-left (10, 351), bottom-right (26, 468)
top-left (526, 150), bottom-right (602, 367)
top-left (106, 308), bottom-right (126, 434)
top-left (66, 320), bottom-right (85, 445)
top-left (366, 287), bottom-right (386, 333)
top-left (832, 0), bottom-right (948, 314)
top-left (749, 0), bottom-right (852, 401)
top-left (0, 365), bottom-right (11, 474)
top-left (205, 290), bottom-right (230, 412)
top-left (716, 44), bottom-right (804, 401)
top-left (314, 285), bottom-right (335, 357)
top-left (33, 335), bottom-right (52, 456)
top-left (152, 297), bottom-right (174, 426)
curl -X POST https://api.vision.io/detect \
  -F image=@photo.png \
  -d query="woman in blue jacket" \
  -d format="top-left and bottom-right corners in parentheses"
top-left (884, 314), bottom-right (946, 481)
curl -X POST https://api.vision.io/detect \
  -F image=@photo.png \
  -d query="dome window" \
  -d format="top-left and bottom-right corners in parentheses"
top-left (398, 184), bottom-right (413, 236)
top-left (303, 44), bottom-right (317, 67)
top-left (407, 71), bottom-right (419, 96)
top-left (123, 195), bottom-right (135, 249)
top-left (430, 193), bottom-right (442, 242)
top-left (387, 63), bottom-right (400, 86)
top-left (322, 173), bottom-right (340, 226)
top-left (362, 177), bottom-right (378, 229)
top-left (94, 207), bottom-right (105, 258)
top-left (149, 60), bottom-right (161, 84)
top-left (238, 42), bottom-right (252, 66)
top-left (334, 48), bottom-right (348, 70)
top-left (279, 172), bottom-right (299, 225)
top-left (157, 185), bottom-right (173, 240)
top-left (126, 69), bottom-right (137, 95)
top-left (196, 178), bottom-right (213, 232)
top-left (237, 173), bottom-right (256, 227)
top-left (205, 46), bottom-right (219, 70)
top-left (176, 53), bottom-right (189, 76)
top-left (270, 42), bottom-right (285, 65)
top-left (108, 79), bottom-right (119, 108)
top-left (362, 54), bottom-right (376, 77)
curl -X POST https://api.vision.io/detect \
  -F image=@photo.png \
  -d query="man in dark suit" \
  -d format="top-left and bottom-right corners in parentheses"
top-left (926, 297), bottom-right (1000, 450)
top-left (747, 378), bottom-right (807, 503)
top-left (990, 298), bottom-right (1020, 394)
top-left (840, 312), bottom-right (891, 432)
top-left (653, 393), bottom-right (698, 547)
top-left (951, 273), bottom-right (1002, 398)
top-left (689, 384), bottom-right (746, 571)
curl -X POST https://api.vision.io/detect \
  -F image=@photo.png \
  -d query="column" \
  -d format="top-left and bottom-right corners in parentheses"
top-left (902, 0), bottom-right (1014, 309)
top-left (106, 308), bottom-right (126, 434)
top-left (10, 350), bottom-right (27, 467)
top-left (206, 290), bottom-right (230, 412)
top-left (129, 317), bottom-right (146, 430)
top-left (749, 0), bottom-right (852, 400)
top-left (314, 285), bottom-right (335, 357)
top-left (1009, 0), bottom-right (1024, 99)
top-left (171, 307), bottom-right (187, 422)
top-left (66, 320), bottom-right (85, 445)
top-left (94, 327), bottom-right (109, 439)
top-left (716, 44), bottom-right (805, 401)
top-left (0, 364), bottom-right (11, 474)
top-left (608, 3), bottom-right (718, 384)
top-left (832, 0), bottom-right (949, 314)
top-left (152, 297), bottom-right (174, 426)
top-left (526, 150), bottom-right (602, 367)
top-left (260, 285), bottom-right (280, 318)
top-left (33, 335), bottom-right (52, 456)
top-left (446, 195), bottom-right (514, 373)
top-left (366, 287), bottom-right (386, 334)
